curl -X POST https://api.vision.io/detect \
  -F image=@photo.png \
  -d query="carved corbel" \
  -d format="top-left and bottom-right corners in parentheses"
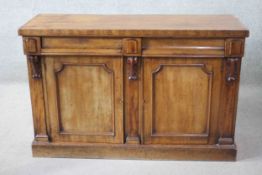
top-left (127, 57), bottom-right (139, 80)
top-left (28, 55), bottom-right (42, 79)
top-left (225, 58), bottom-right (240, 84)
top-left (23, 37), bottom-right (42, 79)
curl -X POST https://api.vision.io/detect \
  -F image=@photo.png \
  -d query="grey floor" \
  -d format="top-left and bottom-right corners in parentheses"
top-left (0, 82), bottom-right (261, 175)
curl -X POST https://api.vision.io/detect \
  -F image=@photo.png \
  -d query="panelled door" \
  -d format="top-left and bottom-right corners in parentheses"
top-left (44, 56), bottom-right (124, 143)
top-left (143, 57), bottom-right (222, 145)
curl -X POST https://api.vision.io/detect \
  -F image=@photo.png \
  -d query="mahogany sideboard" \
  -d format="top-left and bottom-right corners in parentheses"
top-left (18, 14), bottom-right (249, 161)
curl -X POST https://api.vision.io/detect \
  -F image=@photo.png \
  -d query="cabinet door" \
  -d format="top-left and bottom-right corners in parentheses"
top-left (143, 58), bottom-right (222, 145)
top-left (44, 56), bottom-right (123, 143)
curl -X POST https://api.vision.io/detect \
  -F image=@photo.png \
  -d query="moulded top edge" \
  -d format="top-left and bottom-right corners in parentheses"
top-left (18, 14), bottom-right (249, 38)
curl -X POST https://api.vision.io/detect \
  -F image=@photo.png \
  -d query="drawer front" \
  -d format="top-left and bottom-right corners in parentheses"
top-left (143, 57), bottom-right (222, 145)
top-left (142, 39), bottom-right (225, 57)
top-left (44, 56), bottom-right (124, 143)
top-left (41, 37), bottom-right (122, 55)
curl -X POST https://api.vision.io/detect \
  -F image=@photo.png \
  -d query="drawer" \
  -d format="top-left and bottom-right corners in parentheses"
top-left (41, 37), bottom-right (122, 55)
top-left (142, 39), bottom-right (225, 57)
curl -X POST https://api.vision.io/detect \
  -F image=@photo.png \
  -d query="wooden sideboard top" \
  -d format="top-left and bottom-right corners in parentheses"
top-left (18, 14), bottom-right (249, 38)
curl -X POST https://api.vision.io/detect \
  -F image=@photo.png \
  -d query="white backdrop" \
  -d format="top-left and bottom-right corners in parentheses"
top-left (1, 1), bottom-right (262, 175)
top-left (0, 0), bottom-right (261, 85)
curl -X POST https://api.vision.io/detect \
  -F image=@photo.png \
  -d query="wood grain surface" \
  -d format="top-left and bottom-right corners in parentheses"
top-left (18, 14), bottom-right (249, 37)
top-left (20, 14), bottom-right (249, 160)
